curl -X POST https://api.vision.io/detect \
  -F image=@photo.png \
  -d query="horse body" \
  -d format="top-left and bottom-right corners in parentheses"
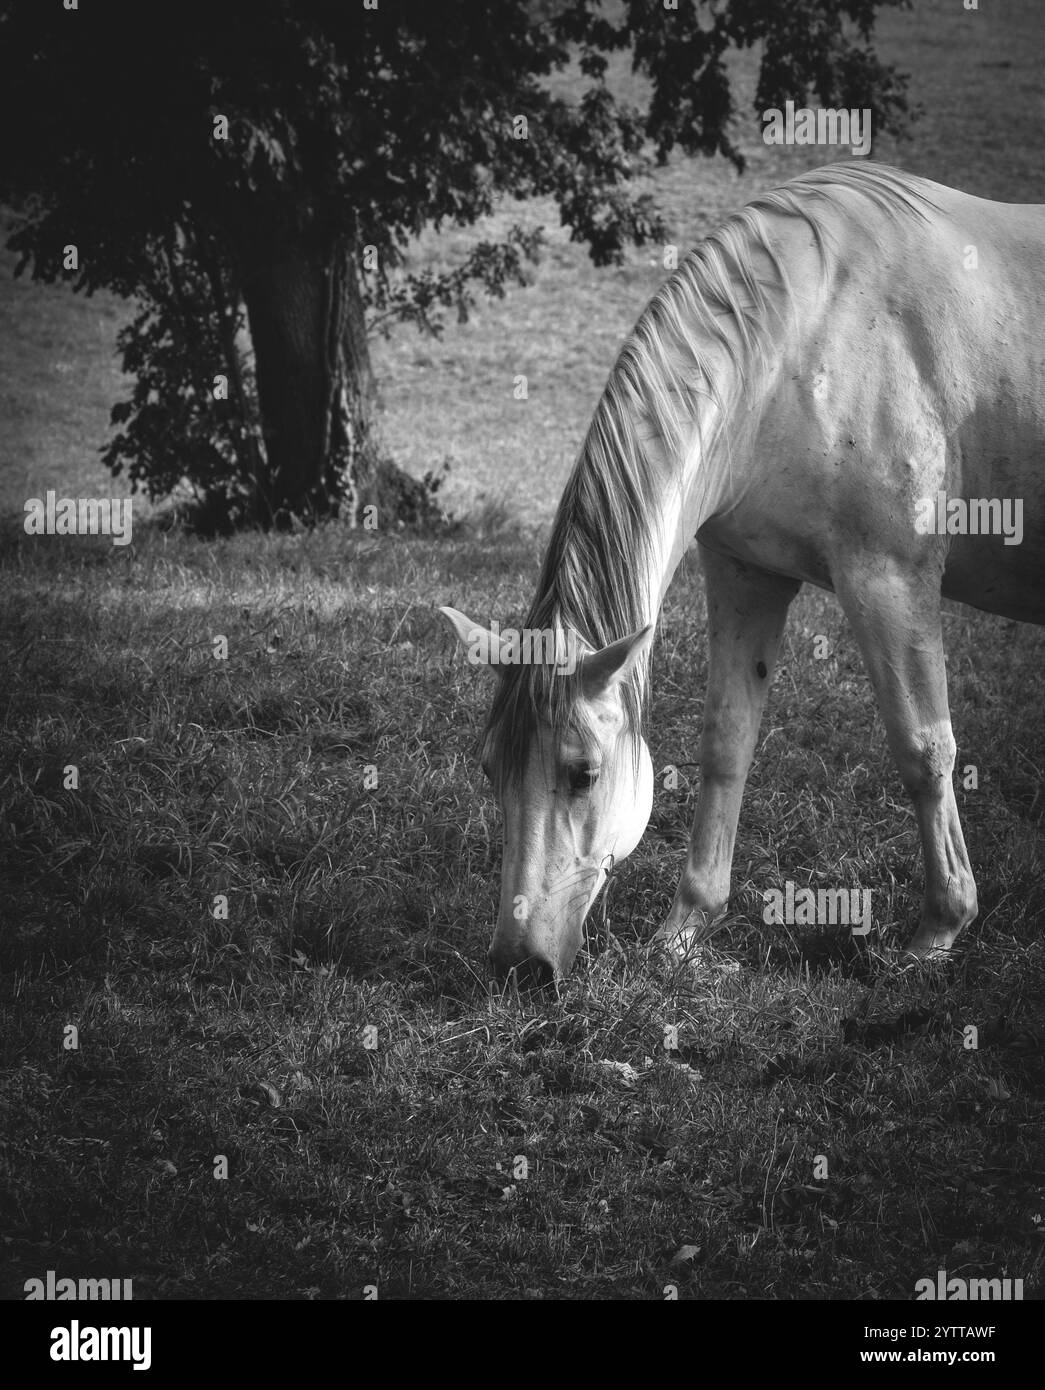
top-left (443, 164), bottom-right (1044, 983)
top-left (706, 178), bottom-right (1044, 623)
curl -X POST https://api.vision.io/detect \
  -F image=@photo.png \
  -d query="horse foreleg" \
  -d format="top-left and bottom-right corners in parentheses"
top-left (834, 562), bottom-right (978, 956)
top-left (656, 548), bottom-right (799, 955)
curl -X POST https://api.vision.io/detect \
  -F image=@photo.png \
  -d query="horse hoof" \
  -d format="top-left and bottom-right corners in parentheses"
top-left (652, 923), bottom-right (701, 958)
top-left (901, 936), bottom-right (954, 963)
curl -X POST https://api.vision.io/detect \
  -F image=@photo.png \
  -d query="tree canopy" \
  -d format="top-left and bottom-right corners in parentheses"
top-left (0, 0), bottom-right (912, 525)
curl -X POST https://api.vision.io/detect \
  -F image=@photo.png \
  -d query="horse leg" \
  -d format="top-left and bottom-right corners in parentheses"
top-left (657, 547), bottom-right (799, 954)
top-left (833, 562), bottom-right (978, 955)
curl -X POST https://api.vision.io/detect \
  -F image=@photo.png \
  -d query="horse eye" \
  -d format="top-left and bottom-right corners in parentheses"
top-left (567, 764), bottom-right (599, 794)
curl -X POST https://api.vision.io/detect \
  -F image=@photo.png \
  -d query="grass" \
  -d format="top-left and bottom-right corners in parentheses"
top-left (1, 0), bottom-right (1044, 1300)
top-left (1, 528), bottom-right (1042, 1299)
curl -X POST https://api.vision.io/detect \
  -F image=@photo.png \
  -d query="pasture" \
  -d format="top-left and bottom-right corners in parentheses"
top-left (1, 0), bottom-right (1043, 1300)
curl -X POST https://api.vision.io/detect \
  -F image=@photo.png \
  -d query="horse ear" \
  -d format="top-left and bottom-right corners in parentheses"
top-left (579, 625), bottom-right (654, 695)
top-left (438, 606), bottom-right (503, 674)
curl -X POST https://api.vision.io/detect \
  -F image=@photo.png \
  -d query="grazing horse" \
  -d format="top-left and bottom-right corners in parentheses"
top-left (441, 162), bottom-right (1044, 985)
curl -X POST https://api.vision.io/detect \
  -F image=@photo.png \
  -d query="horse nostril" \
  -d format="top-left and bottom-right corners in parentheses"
top-left (489, 948), bottom-right (556, 992)
top-left (513, 956), bottom-right (556, 991)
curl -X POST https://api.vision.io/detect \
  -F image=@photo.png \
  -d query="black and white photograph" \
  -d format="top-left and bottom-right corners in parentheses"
top-left (0, 0), bottom-right (1042, 1350)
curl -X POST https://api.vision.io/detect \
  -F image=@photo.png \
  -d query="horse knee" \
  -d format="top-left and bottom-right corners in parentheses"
top-left (895, 723), bottom-right (957, 798)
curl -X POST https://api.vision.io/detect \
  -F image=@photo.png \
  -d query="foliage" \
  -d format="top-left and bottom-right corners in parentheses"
top-left (0, 0), bottom-right (914, 517)
top-left (101, 227), bottom-right (263, 525)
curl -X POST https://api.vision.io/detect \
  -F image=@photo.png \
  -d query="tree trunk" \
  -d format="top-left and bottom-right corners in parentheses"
top-left (239, 226), bottom-right (377, 525)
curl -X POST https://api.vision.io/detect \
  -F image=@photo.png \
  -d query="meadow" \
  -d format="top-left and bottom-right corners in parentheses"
top-left (1, 0), bottom-right (1043, 1300)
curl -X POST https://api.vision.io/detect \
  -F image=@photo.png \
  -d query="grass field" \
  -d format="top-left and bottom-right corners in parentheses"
top-left (1, 0), bottom-right (1044, 1300)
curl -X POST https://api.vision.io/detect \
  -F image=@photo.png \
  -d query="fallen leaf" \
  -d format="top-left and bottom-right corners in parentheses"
top-left (598, 1060), bottom-right (644, 1086)
top-left (670, 1244), bottom-right (701, 1264)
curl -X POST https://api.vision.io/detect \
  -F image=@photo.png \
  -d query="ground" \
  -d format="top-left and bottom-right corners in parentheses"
top-left (0, 0), bottom-right (1043, 1300)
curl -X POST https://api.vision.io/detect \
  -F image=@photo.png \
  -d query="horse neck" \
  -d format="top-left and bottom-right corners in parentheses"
top-left (548, 283), bottom-right (754, 651)
top-left (640, 397), bottom-right (734, 623)
top-left (547, 403), bottom-right (730, 668)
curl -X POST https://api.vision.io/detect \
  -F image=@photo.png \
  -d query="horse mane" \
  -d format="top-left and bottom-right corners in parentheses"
top-left (483, 163), bottom-right (939, 788)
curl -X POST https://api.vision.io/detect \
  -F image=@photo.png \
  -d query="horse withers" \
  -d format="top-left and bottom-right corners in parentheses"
top-left (442, 163), bottom-right (1044, 985)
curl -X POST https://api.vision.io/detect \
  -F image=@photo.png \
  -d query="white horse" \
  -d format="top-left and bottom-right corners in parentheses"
top-left (442, 163), bottom-right (1043, 985)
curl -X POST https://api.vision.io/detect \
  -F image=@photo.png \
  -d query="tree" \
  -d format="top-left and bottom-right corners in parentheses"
top-left (0, 0), bottom-right (912, 530)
